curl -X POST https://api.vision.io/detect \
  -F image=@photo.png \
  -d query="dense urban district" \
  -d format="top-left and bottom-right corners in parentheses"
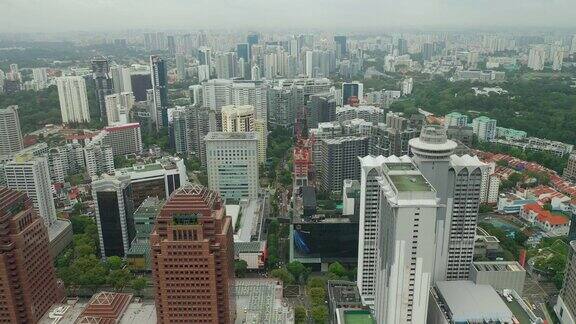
top-left (2, 30), bottom-right (576, 324)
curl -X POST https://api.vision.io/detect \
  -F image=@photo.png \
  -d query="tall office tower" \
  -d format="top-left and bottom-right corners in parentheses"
top-left (110, 65), bottom-right (133, 94)
top-left (56, 76), bottom-right (91, 123)
top-left (421, 42), bottom-right (435, 61)
top-left (397, 38), bottom-right (408, 55)
top-left (198, 65), bottom-right (211, 82)
top-left (555, 241), bottom-right (576, 323)
top-left (247, 32), bottom-right (259, 59)
top-left (92, 173), bottom-right (134, 259)
top-left (150, 184), bottom-right (235, 324)
top-left (319, 136), bottom-right (369, 193)
top-left (237, 43), bottom-right (250, 62)
top-left (0, 69), bottom-right (5, 94)
top-left (385, 112), bottom-right (419, 157)
top-left (144, 32), bottom-right (168, 51)
top-left (150, 55), bottom-right (169, 129)
top-left (0, 105), bottom-right (23, 160)
top-left (334, 35), bottom-right (347, 58)
top-left (205, 132), bottom-right (259, 200)
top-left (472, 116), bottom-right (497, 142)
top-left (130, 72), bottom-right (152, 101)
top-left (0, 188), bottom-right (64, 323)
top-left (237, 58), bottom-right (247, 80)
top-left (198, 47), bottom-right (212, 68)
top-left (372, 157), bottom-right (439, 324)
top-left (307, 92), bottom-right (336, 128)
top-left (189, 105), bottom-right (211, 165)
top-left (409, 125), bottom-right (484, 282)
top-left (444, 112), bottom-right (468, 129)
top-left (32, 67), bottom-right (49, 90)
top-left (4, 154), bottom-right (57, 227)
top-left (552, 45), bottom-right (564, 71)
top-left (215, 52), bottom-right (237, 79)
top-left (84, 144), bottom-right (115, 177)
top-left (105, 92), bottom-right (135, 125)
top-left (175, 53), bottom-right (187, 80)
top-left (341, 82), bottom-right (363, 106)
top-left (91, 58), bottom-right (113, 122)
top-left (251, 65), bottom-right (261, 81)
top-left (528, 46), bottom-right (546, 71)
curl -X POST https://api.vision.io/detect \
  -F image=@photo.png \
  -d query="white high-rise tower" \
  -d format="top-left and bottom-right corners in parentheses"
top-left (56, 76), bottom-right (91, 123)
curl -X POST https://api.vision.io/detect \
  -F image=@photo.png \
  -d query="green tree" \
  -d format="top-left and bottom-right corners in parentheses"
top-left (328, 262), bottom-right (347, 279)
top-left (294, 305), bottom-right (307, 324)
top-left (309, 287), bottom-right (326, 306)
top-left (106, 256), bottom-right (124, 271)
top-left (107, 268), bottom-right (133, 292)
top-left (234, 260), bottom-right (248, 278)
top-left (311, 305), bottom-right (329, 324)
top-left (130, 277), bottom-right (148, 297)
top-left (307, 276), bottom-right (327, 290)
top-left (270, 268), bottom-right (294, 285)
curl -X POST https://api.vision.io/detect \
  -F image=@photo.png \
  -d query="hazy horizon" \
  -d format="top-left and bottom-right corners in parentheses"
top-left (1, 0), bottom-right (576, 33)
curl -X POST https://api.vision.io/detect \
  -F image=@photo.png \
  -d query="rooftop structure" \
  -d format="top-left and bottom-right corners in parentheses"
top-left (336, 309), bottom-right (376, 324)
top-left (470, 261), bottom-right (526, 295)
top-left (235, 279), bottom-right (293, 324)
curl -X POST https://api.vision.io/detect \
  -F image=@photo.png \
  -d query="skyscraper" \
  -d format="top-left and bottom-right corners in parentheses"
top-left (237, 43), bottom-right (250, 62)
top-left (92, 173), bottom-right (135, 259)
top-left (0, 188), bottom-right (64, 323)
top-left (205, 132), bottom-right (259, 200)
top-left (528, 46), bottom-right (546, 71)
top-left (341, 82), bottom-right (363, 106)
top-left (372, 157), bottom-right (439, 323)
top-left (221, 105), bottom-right (266, 163)
top-left (150, 184), bottom-right (235, 324)
top-left (56, 76), bottom-right (91, 124)
top-left (247, 32), bottom-right (259, 59)
top-left (334, 35), bottom-right (347, 58)
top-left (319, 136), bottom-right (369, 193)
top-left (409, 125), bottom-right (484, 282)
top-left (92, 58), bottom-right (114, 122)
top-left (0, 105), bottom-right (23, 160)
top-left (472, 116), bottom-right (497, 142)
top-left (110, 65), bottom-right (133, 94)
top-left (4, 153), bottom-right (57, 228)
top-left (105, 92), bottom-right (134, 125)
top-left (175, 53), bottom-right (187, 80)
top-left (150, 55), bottom-right (169, 129)
top-left (397, 38), bottom-right (408, 55)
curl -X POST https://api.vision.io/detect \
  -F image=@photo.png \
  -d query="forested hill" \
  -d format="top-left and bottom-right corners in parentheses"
top-left (391, 76), bottom-right (576, 144)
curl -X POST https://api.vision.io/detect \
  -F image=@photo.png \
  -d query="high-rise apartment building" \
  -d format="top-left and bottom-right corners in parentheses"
top-left (334, 35), bottom-right (347, 58)
top-left (231, 81), bottom-right (268, 121)
top-left (92, 58), bottom-right (114, 122)
top-left (0, 105), bottom-right (23, 161)
top-left (205, 132), bottom-right (259, 200)
top-left (100, 123), bottom-right (143, 156)
top-left (319, 136), bottom-right (369, 193)
top-left (110, 65), bottom-right (133, 94)
top-left (150, 184), bottom-right (235, 324)
top-left (397, 38), bottom-right (408, 55)
top-left (84, 144), bottom-right (115, 178)
top-left (175, 53), bottom-right (187, 80)
top-left (556, 241), bottom-right (576, 324)
top-left (0, 188), bottom-right (64, 323)
top-left (150, 55), bottom-right (169, 129)
top-left (56, 76), bottom-right (91, 124)
top-left (92, 173), bottom-right (135, 259)
top-left (372, 157), bottom-right (439, 324)
top-left (444, 112), bottom-right (468, 129)
top-left (32, 67), bottom-right (49, 90)
top-left (409, 125), bottom-right (484, 281)
top-left (552, 45), bottom-right (565, 71)
top-left (307, 92), bottom-right (336, 128)
top-left (105, 92), bottom-right (134, 125)
top-left (221, 105), bottom-right (266, 163)
top-left (528, 46), bottom-right (546, 71)
top-left (472, 116), bottom-right (497, 142)
top-left (4, 153), bottom-right (57, 228)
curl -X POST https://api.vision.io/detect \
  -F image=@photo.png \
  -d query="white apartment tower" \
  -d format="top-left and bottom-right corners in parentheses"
top-left (221, 104), bottom-right (266, 164)
top-left (357, 155), bottom-right (388, 306)
top-left (409, 125), bottom-right (484, 282)
top-left (56, 76), bottom-right (91, 123)
top-left (0, 105), bottom-right (23, 160)
top-left (110, 65), bottom-right (133, 93)
top-left (373, 156), bottom-right (439, 324)
top-left (528, 46), bottom-right (546, 71)
top-left (4, 153), bottom-right (57, 228)
top-left (105, 92), bottom-right (134, 125)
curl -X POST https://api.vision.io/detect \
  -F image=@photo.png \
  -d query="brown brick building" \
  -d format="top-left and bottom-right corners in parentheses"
top-left (0, 187), bottom-right (64, 323)
top-left (151, 184), bottom-right (235, 323)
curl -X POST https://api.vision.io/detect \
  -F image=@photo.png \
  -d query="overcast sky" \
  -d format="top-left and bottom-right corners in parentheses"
top-left (1, 0), bottom-right (575, 33)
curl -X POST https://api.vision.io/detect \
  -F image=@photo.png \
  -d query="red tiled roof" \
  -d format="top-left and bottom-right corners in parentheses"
top-left (523, 203), bottom-right (568, 226)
